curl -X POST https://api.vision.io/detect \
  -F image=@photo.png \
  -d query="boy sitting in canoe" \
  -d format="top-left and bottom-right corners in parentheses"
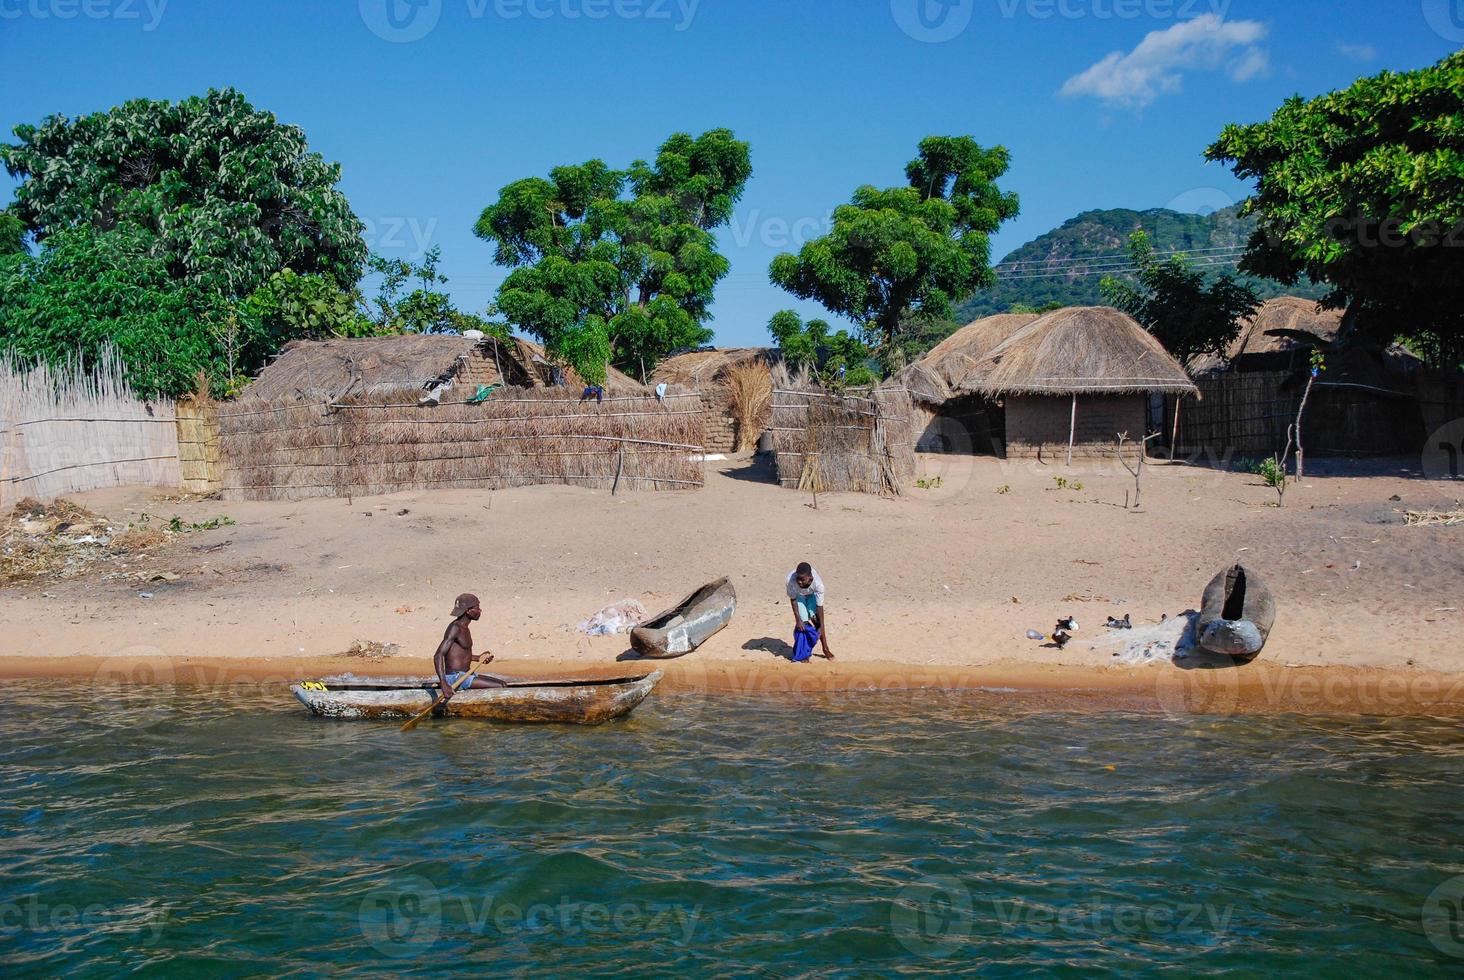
top-left (435, 593), bottom-right (507, 700)
top-left (787, 563), bottom-right (834, 661)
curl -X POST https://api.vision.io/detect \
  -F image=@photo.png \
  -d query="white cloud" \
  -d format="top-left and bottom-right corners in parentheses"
top-left (1060, 14), bottom-right (1271, 110)
top-left (1336, 42), bottom-right (1377, 62)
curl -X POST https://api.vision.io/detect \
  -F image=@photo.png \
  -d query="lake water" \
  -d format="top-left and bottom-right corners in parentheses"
top-left (1, 681), bottom-right (1462, 976)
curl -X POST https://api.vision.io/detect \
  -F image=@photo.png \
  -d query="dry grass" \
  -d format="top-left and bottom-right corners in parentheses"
top-left (0, 497), bottom-right (171, 584)
top-left (1403, 505), bottom-right (1464, 527)
top-left (725, 362), bottom-right (773, 452)
top-left (899, 313), bottom-right (1040, 403)
top-left (218, 386), bottom-right (707, 500)
top-left (0, 352), bottom-right (180, 508)
top-left (767, 384), bottom-right (916, 495)
top-left (976, 306), bottom-right (1198, 397)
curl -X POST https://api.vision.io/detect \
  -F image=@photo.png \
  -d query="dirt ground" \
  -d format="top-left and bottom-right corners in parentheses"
top-left (1, 452), bottom-right (1461, 713)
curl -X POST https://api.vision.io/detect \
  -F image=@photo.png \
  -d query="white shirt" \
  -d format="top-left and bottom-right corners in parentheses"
top-left (786, 568), bottom-right (826, 605)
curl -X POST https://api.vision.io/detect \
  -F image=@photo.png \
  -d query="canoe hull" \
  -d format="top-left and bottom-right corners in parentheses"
top-left (630, 577), bottom-right (736, 658)
top-left (291, 671), bottom-right (662, 724)
top-left (1197, 564), bottom-right (1276, 658)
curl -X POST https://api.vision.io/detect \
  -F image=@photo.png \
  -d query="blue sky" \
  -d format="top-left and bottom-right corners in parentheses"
top-left (2, 0), bottom-right (1459, 346)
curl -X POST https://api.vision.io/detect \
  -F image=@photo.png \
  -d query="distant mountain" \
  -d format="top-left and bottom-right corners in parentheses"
top-left (955, 204), bottom-right (1324, 322)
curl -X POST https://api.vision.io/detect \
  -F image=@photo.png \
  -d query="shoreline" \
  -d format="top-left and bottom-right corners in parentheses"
top-left (5, 655), bottom-right (1463, 716)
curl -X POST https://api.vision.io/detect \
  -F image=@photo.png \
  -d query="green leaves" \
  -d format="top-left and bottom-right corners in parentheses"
top-left (1206, 50), bottom-right (1464, 366)
top-left (1100, 230), bottom-right (1260, 370)
top-left (475, 129), bottom-right (751, 383)
top-left (769, 136), bottom-right (1017, 369)
top-left (766, 310), bottom-right (874, 386)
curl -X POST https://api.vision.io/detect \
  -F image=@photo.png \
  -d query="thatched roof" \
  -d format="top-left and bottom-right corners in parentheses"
top-left (974, 307), bottom-right (1198, 397)
top-left (244, 334), bottom-right (642, 402)
top-left (649, 348), bottom-right (775, 388)
top-left (897, 313), bottom-right (1040, 403)
top-left (1229, 296), bottom-right (1340, 359)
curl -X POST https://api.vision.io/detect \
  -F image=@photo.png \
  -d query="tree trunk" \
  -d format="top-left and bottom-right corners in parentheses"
top-left (1067, 394), bottom-right (1077, 467)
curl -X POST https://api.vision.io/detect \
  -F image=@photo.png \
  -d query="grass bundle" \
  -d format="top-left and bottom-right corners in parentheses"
top-left (767, 384), bottom-right (916, 496)
top-left (218, 386), bottom-right (707, 500)
top-left (725, 361), bottom-right (773, 453)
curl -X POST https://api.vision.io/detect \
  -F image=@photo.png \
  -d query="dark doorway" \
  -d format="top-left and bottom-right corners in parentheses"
top-left (917, 395), bottom-right (1005, 456)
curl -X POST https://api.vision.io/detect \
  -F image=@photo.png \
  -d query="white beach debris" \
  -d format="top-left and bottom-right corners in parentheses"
top-left (576, 598), bottom-right (649, 636)
top-left (1088, 611), bottom-right (1199, 666)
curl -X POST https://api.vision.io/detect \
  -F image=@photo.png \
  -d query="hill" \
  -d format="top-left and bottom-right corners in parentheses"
top-left (955, 204), bottom-right (1324, 321)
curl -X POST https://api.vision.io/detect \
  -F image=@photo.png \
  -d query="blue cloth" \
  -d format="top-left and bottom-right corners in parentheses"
top-left (792, 624), bottom-right (819, 663)
top-left (444, 671), bottom-right (477, 689)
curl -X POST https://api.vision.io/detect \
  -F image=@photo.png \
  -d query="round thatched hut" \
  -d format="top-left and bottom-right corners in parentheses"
top-left (649, 348), bottom-right (777, 453)
top-left (897, 313), bottom-right (1039, 454)
top-left (903, 307), bottom-right (1197, 461)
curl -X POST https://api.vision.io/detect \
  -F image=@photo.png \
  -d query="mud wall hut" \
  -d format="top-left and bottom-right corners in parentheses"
top-left (897, 313), bottom-right (1039, 455)
top-left (903, 307), bottom-right (1196, 461)
top-left (219, 334), bottom-right (701, 500)
top-left (649, 348), bottom-right (776, 453)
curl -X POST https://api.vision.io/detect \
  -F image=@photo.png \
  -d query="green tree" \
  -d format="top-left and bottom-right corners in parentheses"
top-left (0, 225), bottom-right (221, 397)
top-left (0, 210), bottom-right (25, 255)
top-left (241, 268), bottom-right (375, 347)
top-left (1206, 51), bottom-right (1464, 367)
top-left (2, 88), bottom-right (366, 300)
top-left (769, 136), bottom-right (1018, 371)
top-left (1101, 231), bottom-right (1261, 369)
top-left (767, 310), bottom-right (877, 386)
top-left (474, 129), bottom-right (751, 384)
top-left (364, 246), bottom-right (500, 336)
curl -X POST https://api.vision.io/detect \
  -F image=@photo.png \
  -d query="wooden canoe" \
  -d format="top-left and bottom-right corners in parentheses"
top-left (629, 577), bottom-right (736, 658)
top-left (1197, 563), bottom-right (1276, 658)
top-left (291, 671), bottom-right (663, 724)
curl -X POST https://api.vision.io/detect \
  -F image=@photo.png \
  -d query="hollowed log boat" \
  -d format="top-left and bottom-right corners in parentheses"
top-left (629, 577), bottom-right (736, 658)
top-left (1197, 564), bottom-right (1275, 658)
top-left (291, 671), bottom-right (662, 724)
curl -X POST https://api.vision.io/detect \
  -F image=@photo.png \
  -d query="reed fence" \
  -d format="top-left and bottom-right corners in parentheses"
top-left (768, 385), bottom-right (916, 495)
top-left (176, 380), bottom-right (222, 495)
top-left (218, 387), bottom-right (706, 500)
top-left (0, 355), bottom-right (180, 508)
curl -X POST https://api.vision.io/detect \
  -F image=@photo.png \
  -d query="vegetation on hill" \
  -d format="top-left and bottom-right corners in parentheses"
top-left (955, 203), bottom-right (1323, 323)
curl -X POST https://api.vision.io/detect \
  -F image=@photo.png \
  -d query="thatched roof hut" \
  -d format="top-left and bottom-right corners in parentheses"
top-left (649, 348), bottom-right (778, 453)
top-left (973, 307), bottom-right (1198, 397)
top-left (244, 334), bottom-right (641, 403)
top-left (898, 313), bottom-right (1040, 404)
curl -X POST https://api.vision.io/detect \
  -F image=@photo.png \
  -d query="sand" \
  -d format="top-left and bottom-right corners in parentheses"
top-left (1, 452), bottom-right (1461, 714)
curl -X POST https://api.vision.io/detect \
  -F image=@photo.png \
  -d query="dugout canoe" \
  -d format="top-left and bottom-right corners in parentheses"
top-left (291, 671), bottom-right (663, 724)
top-left (629, 577), bottom-right (736, 658)
top-left (1196, 563), bottom-right (1276, 659)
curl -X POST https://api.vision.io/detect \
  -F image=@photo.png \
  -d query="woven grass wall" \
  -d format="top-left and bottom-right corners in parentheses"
top-left (1, 354), bottom-right (180, 508)
top-left (218, 388), bottom-right (706, 500)
top-left (768, 385), bottom-right (916, 495)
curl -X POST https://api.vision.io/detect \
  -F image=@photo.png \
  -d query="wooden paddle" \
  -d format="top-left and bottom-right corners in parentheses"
top-left (400, 670), bottom-right (477, 732)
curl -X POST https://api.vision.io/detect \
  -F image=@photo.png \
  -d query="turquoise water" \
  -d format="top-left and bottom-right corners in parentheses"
top-left (1, 681), bottom-right (1462, 976)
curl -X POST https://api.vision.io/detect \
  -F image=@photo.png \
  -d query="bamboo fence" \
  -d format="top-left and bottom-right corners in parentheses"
top-left (0, 354), bottom-right (180, 508)
top-left (218, 387), bottom-right (707, 500)
top-left (176, 377), bottom-right (222, 494)
top-left (768, 385), bottom-right (916, 495)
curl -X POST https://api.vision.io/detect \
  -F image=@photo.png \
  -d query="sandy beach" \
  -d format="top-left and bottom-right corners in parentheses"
top-left (3, 453), bottom-right (1461, 714)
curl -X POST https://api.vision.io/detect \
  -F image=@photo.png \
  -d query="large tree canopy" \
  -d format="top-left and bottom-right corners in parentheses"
top-left (1, 87), bottom-right (367, 300)
top-left (1101, 231), bottom-right (1260, 370)
top-left (474, 129), bottom-right (751, 384)
top-left (768, 136), bottom-right (1018, 368)
top-left (0, 225), bottom-right (222, 398)
top-left (1206, 50), bottom-right (1464, 366)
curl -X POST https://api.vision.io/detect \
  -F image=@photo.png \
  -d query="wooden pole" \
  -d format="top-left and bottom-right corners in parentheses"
top-left (1169, 395), bottom-right (1182, 462)
top-left (1066, 394), bottom-right (1077, 467)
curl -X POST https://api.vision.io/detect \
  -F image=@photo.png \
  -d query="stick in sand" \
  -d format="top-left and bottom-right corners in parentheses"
top-left (400, 670), bottom-right (478, 732)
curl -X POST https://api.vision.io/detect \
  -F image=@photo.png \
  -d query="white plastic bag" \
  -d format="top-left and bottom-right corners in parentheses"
top-left (576, 598), bottom-right (648, 636)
